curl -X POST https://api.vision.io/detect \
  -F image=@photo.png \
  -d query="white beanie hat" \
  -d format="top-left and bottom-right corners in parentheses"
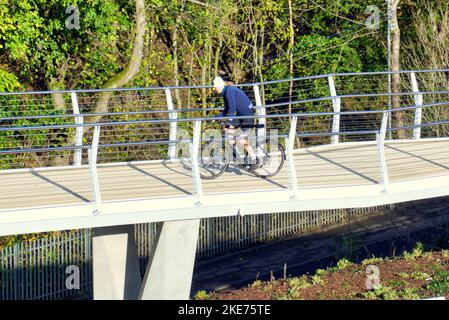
top-left (213, 76), bottom-right (225, 92)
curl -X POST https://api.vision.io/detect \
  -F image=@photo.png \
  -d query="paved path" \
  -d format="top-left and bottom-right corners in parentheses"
top-left (2, 140), bottom-right (449, 211)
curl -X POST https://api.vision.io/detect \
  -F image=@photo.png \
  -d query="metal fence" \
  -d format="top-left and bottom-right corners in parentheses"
top-left (0, 205), bottom-right (386, 300)
top-left (0, 230), bottom-right (91, 300)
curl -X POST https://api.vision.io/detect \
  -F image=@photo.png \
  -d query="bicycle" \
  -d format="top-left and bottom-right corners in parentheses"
top-left (198, 123), bottom-right (285, 180)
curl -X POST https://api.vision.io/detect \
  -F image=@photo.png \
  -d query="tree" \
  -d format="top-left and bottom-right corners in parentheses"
top-left (402, 0), bottom-right (449, 137)
top-left (0, 0), bottom-right (146, 167)
top-left (391, 0), bottom-right (406, 139)
top-left (86, 0), bottom-right (146, 127)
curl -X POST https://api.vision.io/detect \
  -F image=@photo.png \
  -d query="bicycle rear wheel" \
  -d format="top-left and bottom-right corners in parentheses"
top-left (251, 142), bottom-right (285, 178)
top-left (199, 141), bottom-right (230, 179)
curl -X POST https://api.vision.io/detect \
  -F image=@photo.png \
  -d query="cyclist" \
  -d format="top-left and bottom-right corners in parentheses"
top-left (212, 76), bottom-right (259, 167)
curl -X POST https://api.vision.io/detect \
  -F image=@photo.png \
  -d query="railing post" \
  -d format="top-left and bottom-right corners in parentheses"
top-left (410, 72), bottom-right (423, 139)
top-left (191, 120), bottom-right (203, 205)
top-left (328, 76), bottom-right (341, 144)
top-left (377, 111), bottom-right (389, 193)
top-left (253, 85), bottom-right (266, 139)
top-left (71, 92), bottom-right (83, 166)
top-left (287, 116), bottom-right (299, 199)
top-left (165, 89), bottom-right (177, 160)
top-left (88, 125), bottom-right (102, 214)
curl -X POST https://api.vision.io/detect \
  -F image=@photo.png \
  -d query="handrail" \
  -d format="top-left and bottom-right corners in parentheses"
top-left (6, 114), bottom-right (449, 156)
top-left (239, 69), bottom-right (449, 87)
top-left (0, 130), bottom-right (382, 155)
top-left (0, 69), bottom-right (448, 96)
top-left (2, 91), bottom-right (448, 123)
top-left (1, 99), bottom-right (448, 132)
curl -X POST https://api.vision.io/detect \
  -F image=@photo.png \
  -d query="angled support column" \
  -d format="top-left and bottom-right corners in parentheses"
top-left (410, 72), bottom-right (423, 139)
top-left (377, 111), bottom-right (390, 193)
top-left (287, 116), bottom-right (299, 199)
top-left (88, 125), bottom-right (102, 214)
top-left (165, 89), bottom-right (178, 160)
top-left (328, 76), bottom-right (341, 144)
top-left (253, 85), bottom-right (266, 139)
top-left (71, 92), bottom-right (84, 166)
top-left (139, 219), bottom-right (201, 300)
top-left (92, 225), bottom-right (142, 300)
top-left (191, 120), bottom-right (203, 205)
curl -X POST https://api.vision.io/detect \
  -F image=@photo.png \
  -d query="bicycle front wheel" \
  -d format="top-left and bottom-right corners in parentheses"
top-left (199, 141), bottom-right (230, 180)
top-left (251, 142), bottom-right (285, 178)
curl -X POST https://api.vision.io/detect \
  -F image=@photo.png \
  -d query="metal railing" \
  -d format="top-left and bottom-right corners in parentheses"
top-left (0, 69), bottom-right (448, 213)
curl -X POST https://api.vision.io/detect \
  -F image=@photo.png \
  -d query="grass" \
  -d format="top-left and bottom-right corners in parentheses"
top-left (427, 270), bottom-right (449, 296)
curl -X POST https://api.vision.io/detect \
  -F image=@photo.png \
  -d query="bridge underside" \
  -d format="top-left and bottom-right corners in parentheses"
top-left (1, 138), bottom-right (449, 236)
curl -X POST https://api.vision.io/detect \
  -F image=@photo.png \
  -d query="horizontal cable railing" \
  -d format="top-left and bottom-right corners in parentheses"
top-left (0, 69), bottom-right (447, 96)
top-left (0, 69), bottom-right (448, 210)
top-left (1, 100), bottom-right (448, 152)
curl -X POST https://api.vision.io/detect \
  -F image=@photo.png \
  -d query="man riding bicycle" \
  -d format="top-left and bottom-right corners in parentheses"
top-left (212, 76), bottom-right (259, 168)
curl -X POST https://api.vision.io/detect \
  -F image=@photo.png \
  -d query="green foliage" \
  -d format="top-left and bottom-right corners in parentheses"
top-left (0, 0), bottom-right (430, 94)
top-left (325, 258), bottom-right (354, 273)
top-left (389, 280), bottom-right (407, 288)
top-left (287, 277), bottom-right (311, 290)
top-left (410, 272), bottom-right (431, 281)
top-left (0, 92), bottom-right (71, 169)
top-left (0, 69), bottom-right (21, 91)
top-left (362, 257), bottom-right (384, 266)
top-left (400, 288), bottom-right (421, 300)
top-left (263, 283), bottom-right (273, 292)
top-left (0, 231), bottom-right (65, 250)
top-left (263, 34), bottom-right (363, 112)
top-left (427, 270), bottom-right (449, 296)
top-left (403, 242), bottom-right (425, 260)
top-left (251, 280), bottom-right (263, 288)
top-left (362, 285), bottom-right (420, 300)
top-left (311, 274), bottom-right (324, 286)
top-left (193, 290), bottom-right (209, 300)
top-left (0, 0), bottom-right (136, 172)
top-left (284, 288), bottom-right (300, 300)
top-left (315, 269), bottom-right (327, 276)
top-left (362, 285), bottom-right (399, 300)
top-left (397, 271), bottom-right (431, 281)
top-left (0, 0), bottom-right (134, 89)
top-left (337, 258), bottom-right (353, 270)
top-left (293, 35), bottom-right (363, 76)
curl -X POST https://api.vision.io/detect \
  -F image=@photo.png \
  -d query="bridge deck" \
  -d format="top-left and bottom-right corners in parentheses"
top-left (1, 139), bottom-right (448, 211)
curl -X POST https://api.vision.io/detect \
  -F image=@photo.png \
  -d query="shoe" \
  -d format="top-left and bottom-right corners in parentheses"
top-left (249, 157), bottom-right (261, 170)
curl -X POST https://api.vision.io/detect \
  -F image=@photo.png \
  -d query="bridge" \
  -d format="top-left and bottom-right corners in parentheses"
top-left (1, 69), bottom-right (448, 299)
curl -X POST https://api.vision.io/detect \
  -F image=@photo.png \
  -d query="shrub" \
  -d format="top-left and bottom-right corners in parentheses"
top-left (193, 290), bottom-right (209, 300)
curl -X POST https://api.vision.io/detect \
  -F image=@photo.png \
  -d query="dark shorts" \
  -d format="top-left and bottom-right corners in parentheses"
top-left (225, 116), bottom-right (254, 132)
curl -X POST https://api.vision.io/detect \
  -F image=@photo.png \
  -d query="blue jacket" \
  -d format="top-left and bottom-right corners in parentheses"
top-left (220, 86), bottom-right (254, 122)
